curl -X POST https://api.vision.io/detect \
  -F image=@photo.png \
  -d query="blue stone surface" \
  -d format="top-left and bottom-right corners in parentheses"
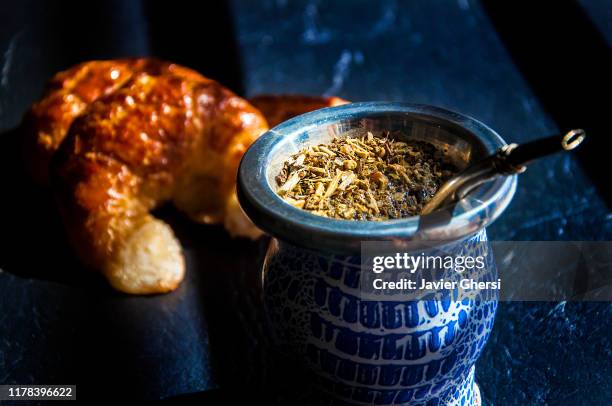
top-left (0, 0), bottom-right (610, 404)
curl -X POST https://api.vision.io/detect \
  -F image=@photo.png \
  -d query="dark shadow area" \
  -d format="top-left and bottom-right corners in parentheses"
top-left (143, 0), bottom-right (245, 95)
top-left (482, 0), bottom-right (612, 207)
top-left (0, 126), bottom-right (101, 287)
top-left (45, 0), bottom-right (150, 63)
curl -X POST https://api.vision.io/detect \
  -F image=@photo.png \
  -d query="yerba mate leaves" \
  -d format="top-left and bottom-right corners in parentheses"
top-left (275, 132), bottom-right (457, 220)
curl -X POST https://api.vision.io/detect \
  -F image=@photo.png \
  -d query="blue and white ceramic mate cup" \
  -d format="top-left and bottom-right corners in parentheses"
top-left (238, 103), bottom-right (516, 405)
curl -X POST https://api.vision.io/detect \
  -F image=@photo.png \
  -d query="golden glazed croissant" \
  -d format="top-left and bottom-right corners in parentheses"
top-left (24, 58), bottom-right (348, 294)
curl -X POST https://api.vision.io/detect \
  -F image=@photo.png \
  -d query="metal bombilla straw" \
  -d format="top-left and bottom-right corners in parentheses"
top-left (421, 129), bottom-right (587, 215)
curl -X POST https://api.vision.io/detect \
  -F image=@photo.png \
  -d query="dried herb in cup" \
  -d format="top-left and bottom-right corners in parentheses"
top-left (275, 132), bottom-right (458, 220)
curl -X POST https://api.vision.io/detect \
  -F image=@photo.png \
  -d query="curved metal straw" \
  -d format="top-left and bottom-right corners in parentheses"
top-left (421, 129), bottom-right (586, 215)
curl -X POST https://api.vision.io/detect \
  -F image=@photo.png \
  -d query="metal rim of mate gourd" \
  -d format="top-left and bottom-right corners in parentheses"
top-left (237, 102), bottom-right (517, 254)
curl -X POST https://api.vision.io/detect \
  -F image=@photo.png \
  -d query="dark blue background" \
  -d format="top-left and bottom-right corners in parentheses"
top-left (0, 0), bottom-right (610, 404)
